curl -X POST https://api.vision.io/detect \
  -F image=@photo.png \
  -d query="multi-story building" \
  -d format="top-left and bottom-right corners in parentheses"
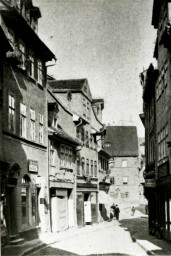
top-left (140, 0), bottom-right (171, 241)
top-left (0, 0), bottom-right (55, 243)
top-left (48, 79), bottom-right (107, 227)
top-left (104, 126), bottom-right (141, 204)
top-left (47, 88), bottom-right (80, 232)
top-left (140, 64), bottom-right (158, 233)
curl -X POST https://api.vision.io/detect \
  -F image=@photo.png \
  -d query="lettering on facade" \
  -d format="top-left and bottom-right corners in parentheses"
top-left (51, 169), bottom-right (74, 183)
top-left (28, 160), bottom-right (38, 173)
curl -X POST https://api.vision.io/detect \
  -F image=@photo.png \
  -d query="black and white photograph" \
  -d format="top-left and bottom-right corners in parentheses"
top-left (0, 0), bottom-right (171, 255)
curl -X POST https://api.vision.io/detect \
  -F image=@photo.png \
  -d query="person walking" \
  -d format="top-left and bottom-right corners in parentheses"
top-left (115, 205), bottom-right (120, 220)
top-left (131, 206), bottom-right (135, 216)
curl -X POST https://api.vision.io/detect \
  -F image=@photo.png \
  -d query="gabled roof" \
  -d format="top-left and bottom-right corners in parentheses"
top-left (49, 78), bottom-right (93, 101)
top-left (104, 126), bottom-right (139, 157)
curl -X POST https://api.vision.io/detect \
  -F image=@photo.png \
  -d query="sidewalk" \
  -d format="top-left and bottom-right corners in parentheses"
top-left (120, 216), bottom-right (171, 255)
top-left (1, 220), bottom-right (114, 256)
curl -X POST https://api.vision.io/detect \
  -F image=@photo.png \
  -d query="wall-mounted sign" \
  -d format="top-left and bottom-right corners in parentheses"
top-left (28, 160), bottom-right (38, 173)
top-left (145, 179), bottom-right (156, 188)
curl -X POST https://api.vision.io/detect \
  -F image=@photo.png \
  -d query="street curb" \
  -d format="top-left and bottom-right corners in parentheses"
top-left (131, 236), bottom-right (155, 256)
top-left (19, 221), bottom-right (116, 256)
top-left (20, 242), bottom-right (46, 256)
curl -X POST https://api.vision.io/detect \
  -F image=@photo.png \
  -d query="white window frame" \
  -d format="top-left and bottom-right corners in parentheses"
top-left (38, 113), bottom-right (43, 144)
top-left (37, 60), bottom-right (43, 85)
top-left (8, 94), bottom-right (15, 132)
top-left (30, 108), bottom-right (35, 141)
top-left (20, 103), bottom-right (26, 138)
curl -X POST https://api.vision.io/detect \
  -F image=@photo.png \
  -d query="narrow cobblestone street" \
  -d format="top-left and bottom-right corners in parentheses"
top-left (31, 220), bottom-right (146, 256)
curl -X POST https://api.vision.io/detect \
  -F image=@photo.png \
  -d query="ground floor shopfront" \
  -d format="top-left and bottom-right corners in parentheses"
top-left (76, 182), bottom-right (98, 227)
top-left (1, 135), bottom-right (49, 243)
top-left (49, 181), bottom-right (75, 232)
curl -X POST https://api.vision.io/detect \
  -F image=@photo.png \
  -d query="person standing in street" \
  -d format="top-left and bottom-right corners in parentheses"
top-left (115, 205), bottom-right (120, 220)
top-left (131, 206), bottom-right (135, 216)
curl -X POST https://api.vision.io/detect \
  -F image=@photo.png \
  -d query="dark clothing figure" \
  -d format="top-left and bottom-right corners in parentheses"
top-left (111, 204), bottom-right (116, 219)
top-left (131, 206), bottom-right (135, 216)
top-left (115, 205), bottom-right (120, 220)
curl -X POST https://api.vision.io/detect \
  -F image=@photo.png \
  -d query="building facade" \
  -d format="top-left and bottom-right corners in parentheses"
top-left (48, 79), bottom-right (107, 227)
top-left (0, 0), bottom-right (55, 243)
top-left (140, 0), bottom-right (171, 241)
top-left (47, 88), bottom-right (80, 232)
top-left (104, 126), bottom-right (141, 204)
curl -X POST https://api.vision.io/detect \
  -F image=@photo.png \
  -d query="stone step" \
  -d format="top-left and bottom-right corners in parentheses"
top-left (10, 234), bottom-right (20, 241)
top-left (9, 238), bottom-right (25, 245)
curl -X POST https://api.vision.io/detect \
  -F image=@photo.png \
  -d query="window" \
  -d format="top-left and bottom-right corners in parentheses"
top-left (86, 159), bottom-right (89, 176)
top-left (87, 102), bottom-right (90, 119)
top-left (21, 175), bottom-right (30, 224)
top-left (20, 103), bottom-right (26, 138)
top-left (86, 131), bottom-right (89, 147)
top-left (94, 160), bottom-right (97, 177)
top-left (37, 60), bottom-right (43, 85)
top-left (60, 145), bottom-right (73, 168)
top-left (77, 156), bottom-right (80, 175)
top-left (91, 160), bottom-right (93, 176)
top-left (122, 160), bottom-right (127, 168)
top-left (8, 95), bottom-right (15, 132)
top-left (38, 113), bottom-right (43, 144)
top-left (76, 127), bottom-right (80, 139)
top-left (158, 123), bottom-right (168, 163)
top-left (82, 97), bottom-right (86, 117)
top-left (110, 177), bottom-right (115, 184)
top-left (30, 108), bottom-right (35, 141)
top-left (50, 145), bottom-right (55, 166)
top-left (60, 146), bottom-right (64, 167)
top-left (81, 128), bottom-right (84, 142)
top-left (29, 52), bottom-right (34, 78)
top-left (19, 42), bottom-right (26, 69)
top-left (81, 157), bottom-right (85, 176)
top-left (123, 177), bottom-right (128, 184)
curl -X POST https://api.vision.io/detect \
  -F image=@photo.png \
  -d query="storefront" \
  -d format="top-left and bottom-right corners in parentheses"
top-left (76, 183), bottom-right (98, 227)
top-left (49, 172), bottom-right (75, 232)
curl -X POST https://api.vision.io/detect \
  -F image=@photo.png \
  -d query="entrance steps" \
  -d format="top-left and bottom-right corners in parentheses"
top-left (9, 234), bottom-right (25, 245)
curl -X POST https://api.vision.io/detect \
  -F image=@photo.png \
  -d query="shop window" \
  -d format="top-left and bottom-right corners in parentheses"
top-left (20, 103), bottom-right (26, 138)
top-left (86, 159), bottom-right (89, 176)
top-left (30, 108), bottom-right (35, 141)
top-left (91, 160), bottom-right (93, 176)
top-left (123, 177), bottom-right (128, 184)
top-left (21, 175), bottom-right (30, 225)
top-left (122, 160), bottom-right (127, 167)
top-left (8, 94), bottom-right (15, 133)
top-left (94, 160), bottom-right (97, 177)
top-left (81, 157), bottom-right (85, 176)
top-left (38, 113), bottom-right (43, 144)
top-left (37, 60), bottom-right (43, 85)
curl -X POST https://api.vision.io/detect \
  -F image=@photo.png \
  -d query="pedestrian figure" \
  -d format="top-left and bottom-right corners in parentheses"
top-left (111, 204), bottom-right (116, 219)
top-left (115, 205), bottom-right (120, 220)
top-left (131, 206), bottom-right (135, 216)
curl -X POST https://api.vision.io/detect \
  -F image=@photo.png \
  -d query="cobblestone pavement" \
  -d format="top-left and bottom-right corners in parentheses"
top-left (32, 221), bottom-right (147, 256)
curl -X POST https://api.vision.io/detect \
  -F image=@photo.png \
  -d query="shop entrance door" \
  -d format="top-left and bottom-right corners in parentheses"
top-left (76, 194), bottom-right (84, 227)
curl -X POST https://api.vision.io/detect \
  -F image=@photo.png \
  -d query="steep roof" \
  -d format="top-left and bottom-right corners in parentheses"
top-left (49, 79), bottom-right (87, 91)
top-left (104, 126), bottom-right (139, 157)
top-left (48, 78), bottom-right (93, 101)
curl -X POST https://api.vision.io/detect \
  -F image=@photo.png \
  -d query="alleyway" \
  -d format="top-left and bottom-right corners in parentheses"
top-left (31, 220), bottom-right (146, 256)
